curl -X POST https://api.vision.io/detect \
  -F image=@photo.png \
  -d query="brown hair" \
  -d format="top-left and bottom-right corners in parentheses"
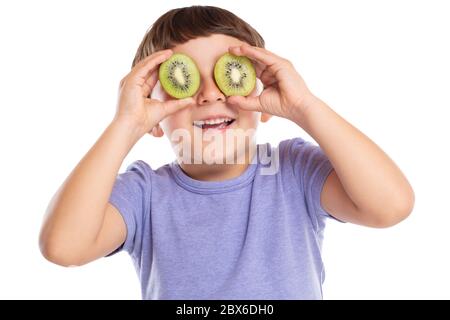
top-left (132, 5), bottom-right (265, 67)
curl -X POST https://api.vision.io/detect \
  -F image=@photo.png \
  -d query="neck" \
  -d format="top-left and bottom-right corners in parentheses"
top-left (179, 146), bottom-right (257, 181)
top-left (180, 162), bottom-right (250, 181)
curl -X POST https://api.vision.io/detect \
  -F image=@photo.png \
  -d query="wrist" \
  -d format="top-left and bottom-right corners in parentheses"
top-left (289, 93), bottom-right (322, 128)
top-left (110, 116), bottom-right (146, 145)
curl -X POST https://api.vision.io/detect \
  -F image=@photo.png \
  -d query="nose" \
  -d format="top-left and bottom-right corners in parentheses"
top-left (196, 77), bottom-right (226, 106)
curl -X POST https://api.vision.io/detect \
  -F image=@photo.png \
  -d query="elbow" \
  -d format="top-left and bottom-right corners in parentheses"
top-left (39, 231), bottom-right (86, 267)
top-left (39, 246), bottom-right (70, 267)
top-left (39, 207), bottom-right (91, 267)
top-left (370, 188), bottom-right (415, 228)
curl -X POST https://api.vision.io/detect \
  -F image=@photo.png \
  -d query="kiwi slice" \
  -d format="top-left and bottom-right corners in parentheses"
top-left (159, 53), bottom-right (200, 99)
top-left (214, 53), bottom-right (256, 96)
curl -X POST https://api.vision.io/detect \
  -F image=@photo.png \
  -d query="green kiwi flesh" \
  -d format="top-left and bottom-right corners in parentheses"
top-left (214, 53), bottom-right (256, 96)
top-left (159, 53), bottom-right (200, 99)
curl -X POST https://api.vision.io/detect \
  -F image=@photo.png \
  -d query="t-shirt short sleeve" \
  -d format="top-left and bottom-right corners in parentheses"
top-left (108, 160), bottom-right (152, 258)
top-left (281, 137), bottom-right (334, 232)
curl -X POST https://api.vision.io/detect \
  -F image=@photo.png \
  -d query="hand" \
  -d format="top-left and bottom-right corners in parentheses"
top-left (227, 45), bottom-right (315, 122)
top-left (114, 49), bottom-right (194, 137)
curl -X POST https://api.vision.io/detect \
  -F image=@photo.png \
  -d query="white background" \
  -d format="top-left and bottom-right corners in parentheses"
top-left (1, 0), bottom-right (449, 299)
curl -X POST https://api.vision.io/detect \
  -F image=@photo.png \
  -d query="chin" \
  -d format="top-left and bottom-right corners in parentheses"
top-left (168, 125), bottom-right (257, 165)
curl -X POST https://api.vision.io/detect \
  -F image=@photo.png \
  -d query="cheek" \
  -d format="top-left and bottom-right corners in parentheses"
top-left (150, 81), bottom-right (169, 101)
top-left (160, 107), bottom-right (193, 136)
top-left (252, 78), bottom-right (264, 97)
top-left (159, 117), bottom-right (171, 134)
top-left (161, 114), bottom-right (187, 134)
top-left (152, 80), bottom-right (192, 133)
top-left (237, 110), bottom-right (260, 129)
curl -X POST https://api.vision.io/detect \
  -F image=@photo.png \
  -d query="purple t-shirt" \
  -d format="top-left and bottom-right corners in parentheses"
top-left (108, 137), bottom-right (334, 299)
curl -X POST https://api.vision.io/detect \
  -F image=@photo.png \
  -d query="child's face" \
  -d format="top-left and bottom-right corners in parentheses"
top-left (152, 34), bottom-right (268, 165)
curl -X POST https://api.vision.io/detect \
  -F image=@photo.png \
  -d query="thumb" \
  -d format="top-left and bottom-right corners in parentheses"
top-left (162, 97), bottom-right (194, 116)
top-left (227, 95), bottom-right (262, 111)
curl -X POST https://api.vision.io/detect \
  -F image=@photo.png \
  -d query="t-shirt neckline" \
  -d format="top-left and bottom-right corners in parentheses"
top-left (169, 156), bottom-right (259, 194)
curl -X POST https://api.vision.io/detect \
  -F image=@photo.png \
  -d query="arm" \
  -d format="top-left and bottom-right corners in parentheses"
top-left (228, 44), bottom-right (414, 228)
top-left (295, 95), bottom-right (414, 227)
top-left (39, 50), bottom-right (194, 266)
top-left (39, 120), bottom-right (140, 266)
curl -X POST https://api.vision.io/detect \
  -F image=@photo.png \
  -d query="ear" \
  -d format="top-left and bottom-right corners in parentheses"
top-left (260, 113), bottom-right (272, 123)
top-left (148, 124), bottom-right (164, 137)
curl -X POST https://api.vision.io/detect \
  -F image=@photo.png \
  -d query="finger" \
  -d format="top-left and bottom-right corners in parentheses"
top-left (161, 97), bottom-right (194, 116)
top-left (255, 62), bottom-right (267, 78)
top-left (227, 95), bottom-right (262, 112)
top-left (119, 76), bottom-right (127, 89)
top-left (131, 49), bottom-right (173, 81)
top-left (260, 69), bottom-right (277, 87)
top-left (229, 45), bottom-right (279, 67)
top-left (142, 72), bottom-right (159, 98)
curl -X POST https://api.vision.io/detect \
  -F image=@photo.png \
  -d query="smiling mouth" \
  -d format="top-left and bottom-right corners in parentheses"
top-left (193, 117), bottom-right (236, 130)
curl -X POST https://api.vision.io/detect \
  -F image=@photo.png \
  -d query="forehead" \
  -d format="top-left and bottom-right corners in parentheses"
top-left (172, 34), bottom-right (247, 67)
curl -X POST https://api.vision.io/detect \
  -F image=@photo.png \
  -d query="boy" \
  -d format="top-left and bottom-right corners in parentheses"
top-left (39, 6), bottom-right (414, 299)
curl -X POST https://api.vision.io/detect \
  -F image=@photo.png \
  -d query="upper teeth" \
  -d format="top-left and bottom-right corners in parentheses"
top-left (193, 117), bottom-right (233, 126)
